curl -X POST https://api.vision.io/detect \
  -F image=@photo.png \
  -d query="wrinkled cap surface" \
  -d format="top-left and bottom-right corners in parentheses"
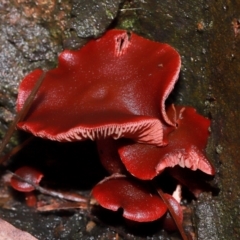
top-left (119, 105), bottom-right (215, 180)
top-left (92, 175), bottom-right (168, 222)
top-left (17, 29), bottom-right (180, 145)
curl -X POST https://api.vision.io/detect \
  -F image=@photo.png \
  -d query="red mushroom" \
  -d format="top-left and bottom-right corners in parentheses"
top-left (117, 105), bottom-right (215, 180)
top-left (162, 193), bottom-right (183, 232)
top-left (16, 29), bottom-right (180, 146)
top-left (10, 166), bottom-right (43, 192)
top-left (92, 174), bottom-right (168, 222)
top-left (11, 29), bottom-right (215, 236)
top-left (10, 166), bottom-right (43, 206)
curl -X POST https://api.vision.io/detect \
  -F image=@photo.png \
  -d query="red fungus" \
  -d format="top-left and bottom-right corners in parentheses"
top-left (10, 166), bottom-right (43, 192)
top-left (92, 175), bottom-right (168, 222)
top-left (118, 105), bottom-right (215, 180)
top-left (10, 166), bottom-right (43, 207)
top-left (16, 29), bottom-right (180, 146)
top-left (11, 28), bottom-right (215, 236)
top-left (162, 193), bottom-right (183, 232)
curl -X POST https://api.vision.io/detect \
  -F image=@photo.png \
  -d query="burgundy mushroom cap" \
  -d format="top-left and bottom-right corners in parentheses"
top-left (118, 105), bottom-right (215, 180)
top-left (17, 29), bottom-right (180, 146)
top-left (92, 175), bottom-right (168, 222)
top-left (10, 166), bottom-right (43, 192)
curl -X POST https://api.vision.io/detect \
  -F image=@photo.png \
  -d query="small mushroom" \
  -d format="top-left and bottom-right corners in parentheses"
top-left (118, 105), bottom-right (215, 180)
top-left (16, 29), bottom-right (180, 146)
top-left (10, 166), bottom-right (43, 206)
top-left (92, 174), bottom-right (168, 222)
top-left (10, 166), bottom-right (43, 192)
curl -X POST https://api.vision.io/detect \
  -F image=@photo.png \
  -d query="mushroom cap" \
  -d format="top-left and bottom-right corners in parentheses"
top-left (17, 29), bottom-right (180, 146)
top-left (10, 166), bottom-right (43, 192)
top-left (92, 175), bottom-right (168, 222)
top-left (118, 105), bottom-right (215, 180)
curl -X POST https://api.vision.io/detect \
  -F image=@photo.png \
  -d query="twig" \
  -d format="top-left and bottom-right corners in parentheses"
top-left (37, 202), bottom-right (88, 212)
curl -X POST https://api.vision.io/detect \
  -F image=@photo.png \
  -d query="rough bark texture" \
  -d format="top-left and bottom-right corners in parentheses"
top-left (0, 0), bottom-right (240, 239)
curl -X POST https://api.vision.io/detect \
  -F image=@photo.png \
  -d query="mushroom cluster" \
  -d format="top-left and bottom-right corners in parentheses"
top-left (15, 29), bottom-right (214, 232)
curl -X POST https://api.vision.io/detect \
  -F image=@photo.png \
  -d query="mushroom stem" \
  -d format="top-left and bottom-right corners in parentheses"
top-left (155, 186), bottom-right (189, 240)
top-left (0, 71), bottom-right (46, 163)
top-left (9, 171), bottom-right (88, 203)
